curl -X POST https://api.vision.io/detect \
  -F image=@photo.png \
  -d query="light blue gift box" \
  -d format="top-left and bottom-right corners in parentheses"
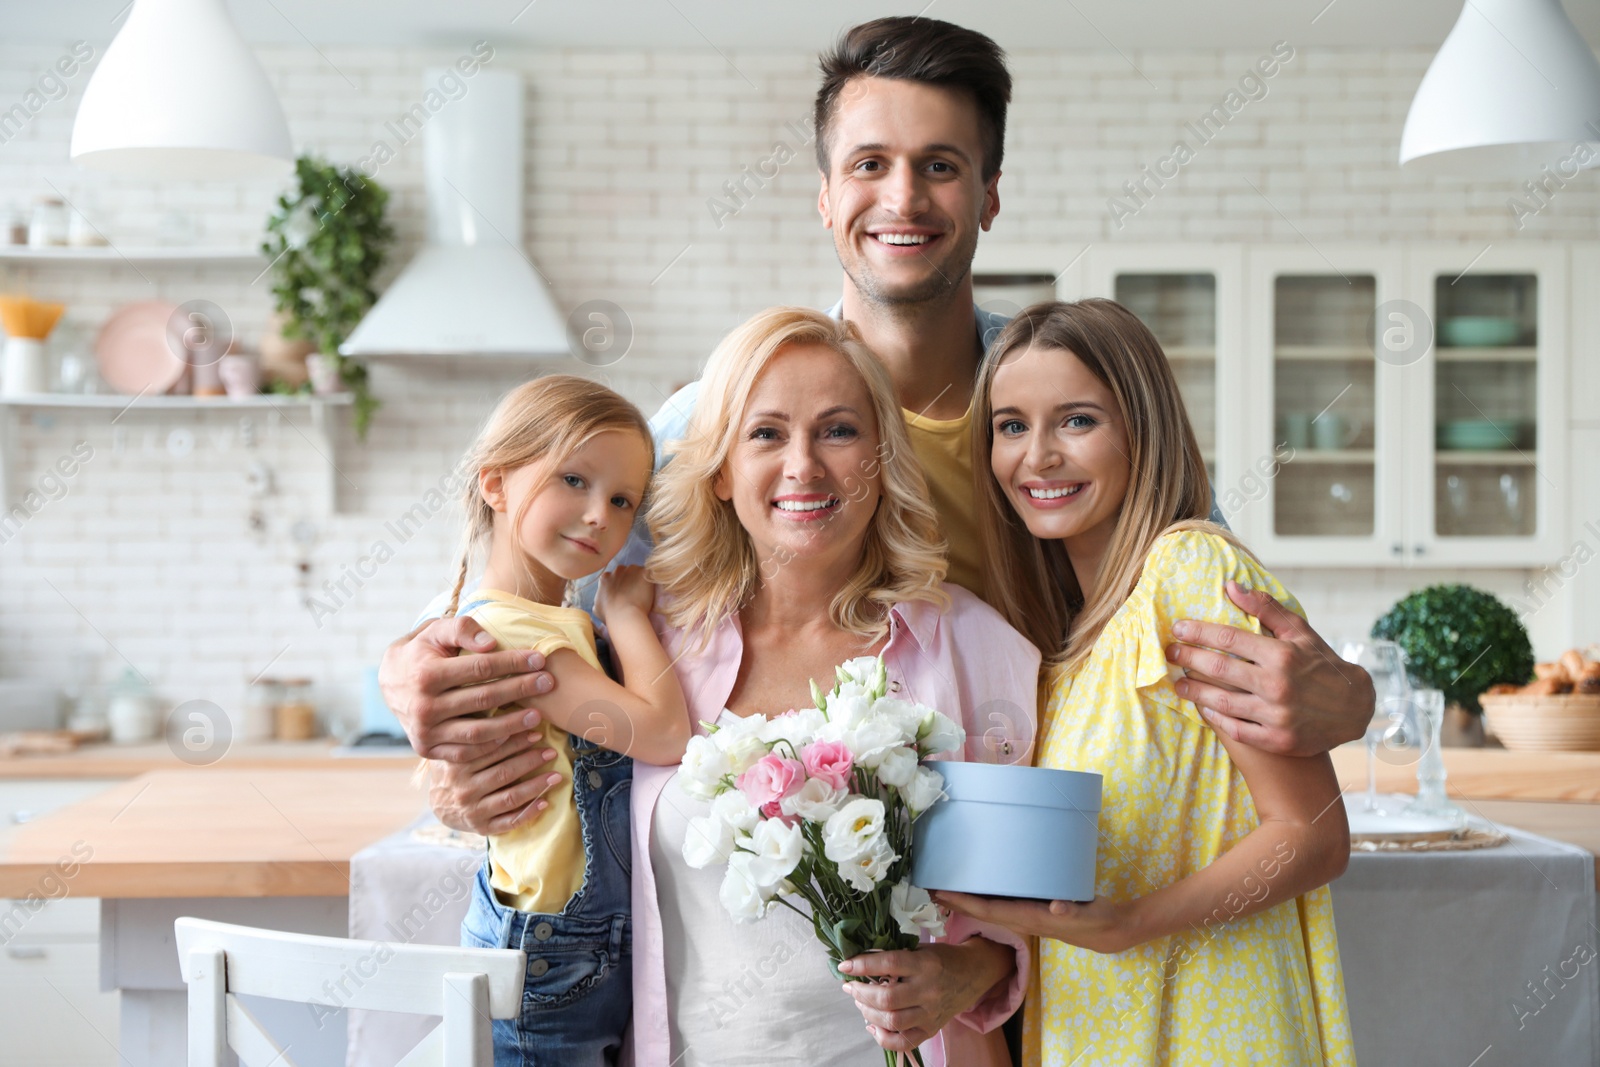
top-left (910, 761), bottom-right (1102, 902)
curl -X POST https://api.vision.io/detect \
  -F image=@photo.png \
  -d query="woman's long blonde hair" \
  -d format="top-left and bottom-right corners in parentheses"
top-left (973, 298), bottom-right (1240, 673)
top-left (647, 306), bottom-right (948, 646)
top-left (443, 374), bottom-right (653, 618)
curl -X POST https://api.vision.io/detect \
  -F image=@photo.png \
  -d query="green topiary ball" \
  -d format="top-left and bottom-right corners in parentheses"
top-left (1371, 584), bottom-right (1533, 714)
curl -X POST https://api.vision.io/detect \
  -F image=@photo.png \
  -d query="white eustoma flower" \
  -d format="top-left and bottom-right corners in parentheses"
top-left (717, 721), bottom-right (769, 776)
top-left (903, 765), bottom-right (947, 814)
top-left (889, 881), bottom-right (947, 938)
top-left (720, 852), bottom-right (771, 923)
top-left (823, 798), bottom-right (887, 862)
top-left (746, 819), bottom-right (804, 889)
top-left (873, 698), bottom-right (925, 742)
top-left (875, 746), bottom-right (919, 788)
top-left (917, 710), bottom-right (966, 756)
top-left (837, 656), bottom-right (882, 689)
top-left (838, 836), bottom-right (897, 893)
top-left (678, 735), bottom-right (731, 799)
top-left (828, 691), bottom-right (873, 730)
top-left (711, 789), bottom-right (759, 833)
top-left (681, 813), bottom-right (736, 869)
top-left (758, 707), bottom-right (826, 749)
top-left (780, 777), bottom-right (847, 822)
top-left (843, 716), bottom-right (904, 768)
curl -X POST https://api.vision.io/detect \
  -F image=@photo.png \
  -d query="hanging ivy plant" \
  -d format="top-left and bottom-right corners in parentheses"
top-left (262, 155), bottom-right (394, 437)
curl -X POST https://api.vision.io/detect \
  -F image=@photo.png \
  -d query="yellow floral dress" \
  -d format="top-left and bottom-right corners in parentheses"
top-left (1025, 529), bottom-right (1354, 1067)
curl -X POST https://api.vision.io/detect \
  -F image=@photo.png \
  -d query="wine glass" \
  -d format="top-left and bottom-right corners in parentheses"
top-left (1339, 640), bottom-right (1412, 813)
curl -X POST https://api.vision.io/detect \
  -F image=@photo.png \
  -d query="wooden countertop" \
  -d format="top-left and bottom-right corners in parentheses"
top-left (2, 751), bottom-right (1594, 900)
top-left (0, 739), bottom-right (417, 779)
top-left (0, 767), bottom-right (426, 898)
top-left (1330, 746), bottom-right (1600, 803)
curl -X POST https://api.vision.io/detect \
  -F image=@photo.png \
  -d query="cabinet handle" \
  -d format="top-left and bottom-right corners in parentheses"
top-left (1391, 543), bottom-right (1404, 556)
top-left (1413, 544), bottom-right (1426, 556)
top-left (5, 946), bottom-right (46, 960)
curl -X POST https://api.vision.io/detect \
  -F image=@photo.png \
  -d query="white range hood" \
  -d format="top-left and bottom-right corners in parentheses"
top-left (341, 69), bottom-right (568, 358)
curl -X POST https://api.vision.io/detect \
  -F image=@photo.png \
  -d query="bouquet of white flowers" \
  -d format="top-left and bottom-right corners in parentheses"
top-left (678, 655), bottom-right (966, 1067)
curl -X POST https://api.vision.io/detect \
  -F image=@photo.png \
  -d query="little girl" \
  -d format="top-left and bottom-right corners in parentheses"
top-left (945, 299), bottom-right (1354, 1066)
top-left (441, 374), bottom-right (689, 1066)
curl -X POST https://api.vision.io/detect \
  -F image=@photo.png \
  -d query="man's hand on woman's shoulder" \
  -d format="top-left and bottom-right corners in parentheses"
top-left (1163, 580), bottom-right (1374, 758)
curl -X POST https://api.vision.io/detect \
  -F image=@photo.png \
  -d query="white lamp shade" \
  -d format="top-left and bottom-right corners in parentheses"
top-left (71, 0), bottom-right (293, 181)
top-left (1400, 0), bottom-right (1600, 177)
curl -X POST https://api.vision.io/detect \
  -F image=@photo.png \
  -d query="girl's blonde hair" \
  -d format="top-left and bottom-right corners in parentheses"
top-left (647, 306), bottom-right (948, 646)
top-left (972, 298), bottom-right (1243, 673)
top-left (443, 374), bottom-right (653, 618)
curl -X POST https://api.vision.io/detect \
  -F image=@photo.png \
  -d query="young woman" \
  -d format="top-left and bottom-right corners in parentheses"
top-left (942, 299), bottom-right (1354, 1066)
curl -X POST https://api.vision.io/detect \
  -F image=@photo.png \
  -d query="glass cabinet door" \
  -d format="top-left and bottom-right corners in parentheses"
top-left (1270, 274), bottom-right (1379, 539)
top-left (1407, 245), bottom-right (1566, 566)
top-left (1114, 272), bottom-right (1218, 482)
top-left (1431, 273), bottom-right (1538, 539)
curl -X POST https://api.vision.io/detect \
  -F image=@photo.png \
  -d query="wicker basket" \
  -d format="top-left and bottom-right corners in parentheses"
top-left (1479, 693), bottom-right (1600, 752)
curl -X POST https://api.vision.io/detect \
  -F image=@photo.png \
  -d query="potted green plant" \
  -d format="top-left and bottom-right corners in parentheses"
top-left (1371, 583), bottom-right (1534, 745)
top-left (262, 155), bottom-right (394, 437)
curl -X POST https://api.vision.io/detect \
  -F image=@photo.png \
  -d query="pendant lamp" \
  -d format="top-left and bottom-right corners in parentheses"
top-left (1400, 0), bottom-right (1600, 177)
top-left (71, 0), bottom-right (293, 180)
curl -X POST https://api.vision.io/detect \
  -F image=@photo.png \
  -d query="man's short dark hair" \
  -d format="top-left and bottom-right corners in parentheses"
top-left (814, 17), bottom-right (1012, 182)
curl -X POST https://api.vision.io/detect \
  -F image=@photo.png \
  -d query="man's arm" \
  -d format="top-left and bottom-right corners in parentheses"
top-left (1163, 580), bottom-right (1374, 758)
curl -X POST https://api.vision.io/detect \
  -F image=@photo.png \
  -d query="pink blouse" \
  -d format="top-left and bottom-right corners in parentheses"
top-left (630, 583), bottom-right (1042, 1067)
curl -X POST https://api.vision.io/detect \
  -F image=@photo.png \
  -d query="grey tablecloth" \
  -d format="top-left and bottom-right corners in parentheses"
top-left (1331, 822), bottom-right (1599, 1067)
top-left (347, 816), bottom-right (1599, 1067)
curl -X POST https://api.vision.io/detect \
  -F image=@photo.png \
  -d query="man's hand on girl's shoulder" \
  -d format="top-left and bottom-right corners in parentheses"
top-left (379, 614), bottom-right (558, 762)
top-left (1163, 580), bottom-right (1374, 758)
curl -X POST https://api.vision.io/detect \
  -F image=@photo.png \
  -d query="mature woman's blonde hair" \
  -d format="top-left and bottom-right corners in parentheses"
top-left (648, 306), bottom-right (948, 645)
top-left (442, 374), bottom-right (653, 618)
top-left (973, 298), bottom-right (1244, 673)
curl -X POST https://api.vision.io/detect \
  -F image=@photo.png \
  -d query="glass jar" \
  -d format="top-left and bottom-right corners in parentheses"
top-left (244, 678), bottom-right (283, 742)
top-left (275, 678), bottom-right (317, 740)
top-left (28, 197), bottom-right (67, 248)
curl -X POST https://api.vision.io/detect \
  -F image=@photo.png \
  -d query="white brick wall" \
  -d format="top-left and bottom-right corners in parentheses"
top-left (1, 41), bottom-right (1593, 731)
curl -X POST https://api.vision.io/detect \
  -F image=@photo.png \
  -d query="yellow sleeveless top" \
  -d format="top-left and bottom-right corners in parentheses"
top-left (1026, 529), bottom-right (1354, 1066)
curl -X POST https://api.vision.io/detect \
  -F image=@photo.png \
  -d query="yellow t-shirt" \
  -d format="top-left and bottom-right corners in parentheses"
top-left (902, 403), bottom-right (984, 602)
top-left (458, 588), bottom-right (600, 915)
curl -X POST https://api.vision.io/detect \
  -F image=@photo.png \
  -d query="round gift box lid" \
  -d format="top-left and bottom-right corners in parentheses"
top-left (928, 759), bottom-right (1102, 812)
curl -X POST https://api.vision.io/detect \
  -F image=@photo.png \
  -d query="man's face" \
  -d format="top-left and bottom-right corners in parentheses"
top-left (817, 76), bottom-right (1000, 309)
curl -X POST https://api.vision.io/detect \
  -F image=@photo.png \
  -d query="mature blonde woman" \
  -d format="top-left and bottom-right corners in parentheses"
top-left (626, 306), bottom-right (1039, 1066)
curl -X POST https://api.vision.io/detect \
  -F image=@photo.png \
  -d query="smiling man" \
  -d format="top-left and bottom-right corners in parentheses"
top-left (378, 14), bottom-right (1375, 1059)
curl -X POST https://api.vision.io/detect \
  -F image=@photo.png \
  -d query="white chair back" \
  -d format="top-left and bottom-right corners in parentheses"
top-left (174, 916), bottom-right (525, 1067)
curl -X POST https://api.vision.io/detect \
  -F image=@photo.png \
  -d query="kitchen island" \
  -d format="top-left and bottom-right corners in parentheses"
top-left (0, 766), bottom-right (425, 1066)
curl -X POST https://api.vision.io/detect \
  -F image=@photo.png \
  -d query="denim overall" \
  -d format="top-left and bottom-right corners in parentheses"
top-left (459, 627), bottom-right (634, 1066)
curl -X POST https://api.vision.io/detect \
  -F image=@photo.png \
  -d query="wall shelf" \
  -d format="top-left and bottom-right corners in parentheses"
top-left (0, 246), bottom-right (264, 264)
top-left (0, 394), bottom-right (352, 517)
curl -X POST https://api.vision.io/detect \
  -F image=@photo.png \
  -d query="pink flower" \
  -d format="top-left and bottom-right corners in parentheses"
top-left (737, 754), bottom-right (805, 817)
top-left (801, 740), bottom-right (854, 791)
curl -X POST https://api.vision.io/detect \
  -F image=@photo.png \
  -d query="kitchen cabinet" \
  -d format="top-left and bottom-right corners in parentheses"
top-left (1242, 245), bottom-right (1408, 564)
top-left (1401, 245), bottom-right (1567, 565)
top-left (990, 242), bottom-right (1579, 567)
top-left (1240, 244), bottom-right (1566, 566)
top-left (0, 778), bottom-right (119, 1067)
top-left (1082, 245), bottom-right (1246, 499)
